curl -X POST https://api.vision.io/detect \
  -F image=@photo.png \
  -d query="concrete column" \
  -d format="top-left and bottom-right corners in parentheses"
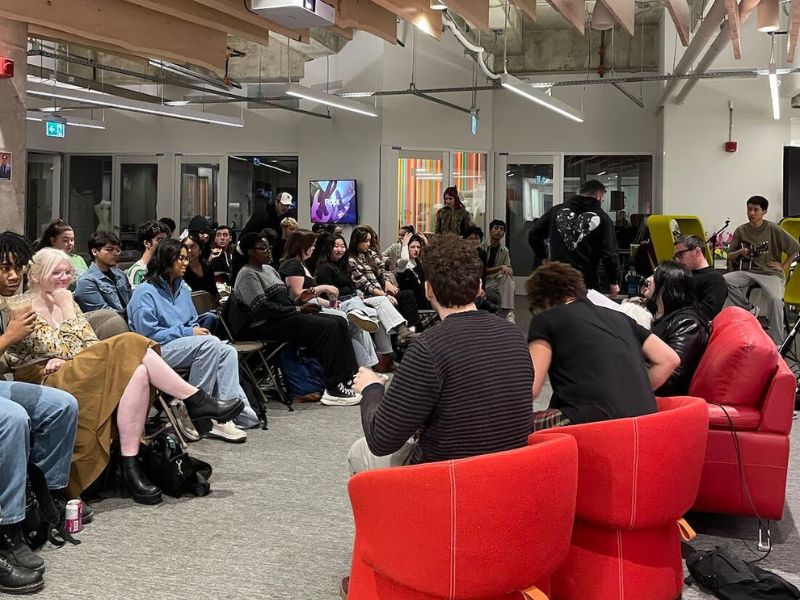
top-left (0, 18), bottom-right (27, 233)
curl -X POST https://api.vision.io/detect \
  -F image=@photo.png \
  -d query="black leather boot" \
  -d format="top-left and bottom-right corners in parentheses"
top-left (0, 524), bottom-right (44, 575)
top-left (121, 456), bottom-right (162, 505)
top-left (183, 390), bottom-right (244, 434)
top-left (0, 555), bottom-right (43, 595)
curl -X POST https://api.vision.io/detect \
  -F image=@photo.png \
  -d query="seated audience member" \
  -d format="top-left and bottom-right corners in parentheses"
top-left (395, 232), bottom-right (431, 311)
top-left (315, 235), bottom-right (401, 373)
top-left (348, 233), bottom-right (534, 473)
top-left (233, 233), bottom-right (361, 405)
top-left (463, 226), bottom-right (501, 312)
top-left (74, 231), bottom-right (131, 316)
top-left (307, 223), bottom-right (335, 275)
top-left (383, 225), bottom-right (415, 271)
top-left (480, 219), bottom-right (516, 321)
top-left (187, 215), bottom-right (211, 248)
top-left (3, 246), bottom-right (243, 504)
top-left (158, 217), bottom-right (176, 238)
top-left (272, 217), bottom-right (298, 267)
top-left (37, 219), bottom-right (88, 278)
top-left (182, 234), bottom-right (220, 303)
top-left (347, 226), bottom-right (421, 335)
top-left (128, 239), bottom-right (257, 440)
top-left (126, 220), bottom-right (170, 288)
top-left (208, 225), bottom-right (234, 284)
top-left (279, 229), bottom-right (379, 369)
top-left (641, 262), bottom-right (710, 396)
top-left (672, 235), bottom-right (727, 321)
top-left (526, 262), bottom-right (679, 431)
top-left (0, 233), bottom-right (78, 587)
top-left (725, 196), bottom-right (800, 344)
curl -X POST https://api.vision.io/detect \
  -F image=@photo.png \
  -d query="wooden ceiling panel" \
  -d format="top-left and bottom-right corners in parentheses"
top-left (442, 0), bottom-right (489, 30)
top-left (121, 0), bottom-right (271, 45)
top-left (544, 0), bottom-right (584, 33)
top-left (788, 0), bottom-right (800, 62)
top-left (368, 0), bottom-right (442, 39)
top-left (0, 0), bottom-right (229, 73)
top-left (336, 0), bottom-right (398, 43)
top-left (663, 0), bottom-right (690, 46)
top-left (724, 0), bottom-right (742, 59)
top-left (511, 0), bottom-right (537, 22)
top-left (597, 0), bottom-right (634, 36)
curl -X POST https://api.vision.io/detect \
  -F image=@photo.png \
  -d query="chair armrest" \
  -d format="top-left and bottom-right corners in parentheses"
top-left (759, 359), bottom-right (796, 435)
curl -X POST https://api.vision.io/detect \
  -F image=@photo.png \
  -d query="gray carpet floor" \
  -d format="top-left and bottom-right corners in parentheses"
top-left (31, 303), bottom-right (800, 598)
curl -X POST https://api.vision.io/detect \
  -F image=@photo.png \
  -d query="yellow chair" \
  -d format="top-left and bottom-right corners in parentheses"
top-left (779, 218), bottom-right (800, 308)
top-left (647, 215), bottom-right (712, 264)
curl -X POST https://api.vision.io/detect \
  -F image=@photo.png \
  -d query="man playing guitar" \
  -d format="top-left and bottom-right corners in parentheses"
top-left (724, 196), bottom-right (800, 344)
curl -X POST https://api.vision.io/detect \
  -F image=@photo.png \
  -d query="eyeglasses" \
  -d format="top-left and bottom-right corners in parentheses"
top-left (176, 256), bottom-right (190, 263)
top-left (672, 248), bottom-right (694, 260)
top-left (252, 246), bottom-right (269, 253)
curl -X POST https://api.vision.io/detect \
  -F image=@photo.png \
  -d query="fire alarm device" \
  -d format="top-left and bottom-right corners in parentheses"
top-left (725, 141), bottom-right (738, 153)
top-left (0, 58), bottom-right (14, 79)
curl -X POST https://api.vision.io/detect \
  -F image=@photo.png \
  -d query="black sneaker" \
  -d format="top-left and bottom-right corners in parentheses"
top-left (0, 555), bottom-right (43, 595)
top-left (0, 525), bottom-right (44, 575)
top-left (321, 384), bottom-right (362, 406)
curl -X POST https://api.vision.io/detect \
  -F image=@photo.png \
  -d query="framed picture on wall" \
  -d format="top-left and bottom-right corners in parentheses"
top-left (0, 150), bottom-right (12, 182)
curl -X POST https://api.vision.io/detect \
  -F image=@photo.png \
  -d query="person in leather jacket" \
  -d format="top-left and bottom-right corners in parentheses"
top-left (642, 261), bottom-right (710, 396)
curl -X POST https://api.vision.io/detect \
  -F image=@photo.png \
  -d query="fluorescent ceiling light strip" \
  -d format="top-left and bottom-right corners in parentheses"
top-left (27, 82), bottom-right (244, 128)
top-left (337, 92), bottom-right (375, 98)
top-left (769, 72), bottom-right (780, 120)
top-left (26, 111), bottom-right (107, 130)
top-left (286, 84), bottom-right (378, 117)
top-left (500, 74), bottom-right (584, 123)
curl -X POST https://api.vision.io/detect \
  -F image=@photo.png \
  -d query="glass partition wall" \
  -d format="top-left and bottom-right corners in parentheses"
top-left (227, 156), bottom-right (298, 232)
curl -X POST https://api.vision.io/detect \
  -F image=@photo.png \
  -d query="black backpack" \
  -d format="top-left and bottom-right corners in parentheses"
top-left (23, 463), bottom-right (80, 551)
top-left (140, 431), bottom-right (213, 498)
top-left (686, 547), bottom-right (800, 600)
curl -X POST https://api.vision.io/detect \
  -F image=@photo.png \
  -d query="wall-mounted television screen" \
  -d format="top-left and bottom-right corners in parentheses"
top-left (310, 179), bottom-right (358, 225)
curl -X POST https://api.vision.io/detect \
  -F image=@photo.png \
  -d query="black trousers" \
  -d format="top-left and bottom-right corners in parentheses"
top-left (254, 312), bottom-right (358, 390)
top-left (394, 289), bottom-right (421, 328)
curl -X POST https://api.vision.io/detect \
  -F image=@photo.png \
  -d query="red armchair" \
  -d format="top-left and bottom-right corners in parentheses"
top-left (346, 435), bottom-right (579, 600)
top-left (689, 306), bottom-right (795, 521)
top-left (530, 396), bottom-right (709, 600)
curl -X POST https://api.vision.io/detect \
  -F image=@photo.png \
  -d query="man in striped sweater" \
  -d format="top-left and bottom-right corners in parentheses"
top-left (348, 234), bottom-right (534, 473)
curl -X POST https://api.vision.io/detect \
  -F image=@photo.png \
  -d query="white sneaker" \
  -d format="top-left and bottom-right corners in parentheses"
top-left (347, 309), bottom-right (379, 333)
top-left (207, 420), bottom-right (247, 443)
top-left (321, 383), bottom-right (362, 406)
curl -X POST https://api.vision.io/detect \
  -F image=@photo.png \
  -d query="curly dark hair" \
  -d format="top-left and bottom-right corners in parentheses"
top-left (136, 220), bottom-right (171, 250)
top-left (420, 233), bottom-right (482, 307)
top-left (37, 219), bottom-right (73, 249)
top-left (526, 262), bottom-right (587, 311)
top-left (145, 238), bottom-right (185, 284)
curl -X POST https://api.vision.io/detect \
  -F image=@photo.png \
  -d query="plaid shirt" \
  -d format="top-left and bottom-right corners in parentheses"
top-left (347, 250), bottom-right (387, 295)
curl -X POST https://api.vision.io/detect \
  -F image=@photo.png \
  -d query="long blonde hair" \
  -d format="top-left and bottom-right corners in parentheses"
top-left (28, 247), bottom-right (74, 289)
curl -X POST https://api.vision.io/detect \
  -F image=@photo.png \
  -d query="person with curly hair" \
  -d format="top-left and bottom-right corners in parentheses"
top-left (526, 262), bottom-right (679, 432)
top-left (347, 234), bottom-right (534, 474)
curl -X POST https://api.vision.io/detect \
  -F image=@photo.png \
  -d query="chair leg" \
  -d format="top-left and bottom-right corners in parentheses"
top-left (255, 350), bottom-right (294, 411)
top-left (241, 357), bottom-right (269, 430)
top-left (146, 394), bottom-right (188, 449)
top-left (758, 520), bottom-right (772, 552)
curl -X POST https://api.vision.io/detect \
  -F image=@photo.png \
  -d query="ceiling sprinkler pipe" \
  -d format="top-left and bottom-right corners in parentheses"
top-left (441, 12), bottom-right (502, 80)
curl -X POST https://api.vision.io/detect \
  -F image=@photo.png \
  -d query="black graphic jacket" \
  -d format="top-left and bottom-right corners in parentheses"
top-left (530, 195), bottom-right (620, 289)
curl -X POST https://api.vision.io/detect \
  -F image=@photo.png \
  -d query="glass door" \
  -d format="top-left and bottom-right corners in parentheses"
top-left (67, 155), bottom-right (112, 256)
top-left (177, 156), bottom-right (221, 232)
top-left (113, 156), bottom-right (159, 250)
top-left (26, 153), bottom-right (62, 242)
top-left (494, 154), bottom-right (562, 286)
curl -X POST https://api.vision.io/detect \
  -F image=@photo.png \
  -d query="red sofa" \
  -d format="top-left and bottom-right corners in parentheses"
top-left (530, 396), bottom-right (709, 600)
top-left (346, 435), bottom-right (579, 600)
top-left (689, 306), bottom-right (795, 521)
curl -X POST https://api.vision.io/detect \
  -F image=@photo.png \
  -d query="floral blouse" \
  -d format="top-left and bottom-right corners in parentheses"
top-left (1, 304), bottom-right (98, 369)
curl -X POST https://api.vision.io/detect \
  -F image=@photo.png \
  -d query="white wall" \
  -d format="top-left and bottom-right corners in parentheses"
top-left (659, 13), bottom-right (792, 233)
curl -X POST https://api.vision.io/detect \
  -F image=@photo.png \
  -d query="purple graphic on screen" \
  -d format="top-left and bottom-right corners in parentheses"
top-left (310, 179), bottom-right (358, 225)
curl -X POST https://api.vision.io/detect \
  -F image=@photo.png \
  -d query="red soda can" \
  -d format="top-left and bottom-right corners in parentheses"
top-left (64, 499), bottom-right (83, 533)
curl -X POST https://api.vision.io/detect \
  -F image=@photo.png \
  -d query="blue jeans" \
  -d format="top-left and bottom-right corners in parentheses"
top-left (0, 381), bottom-right (78, 524)
top-left (159, 335), bottom-right (259, 428)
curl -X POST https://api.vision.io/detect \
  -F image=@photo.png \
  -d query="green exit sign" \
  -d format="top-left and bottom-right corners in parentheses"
top-left (45, 121), bottom-right (66, 138)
